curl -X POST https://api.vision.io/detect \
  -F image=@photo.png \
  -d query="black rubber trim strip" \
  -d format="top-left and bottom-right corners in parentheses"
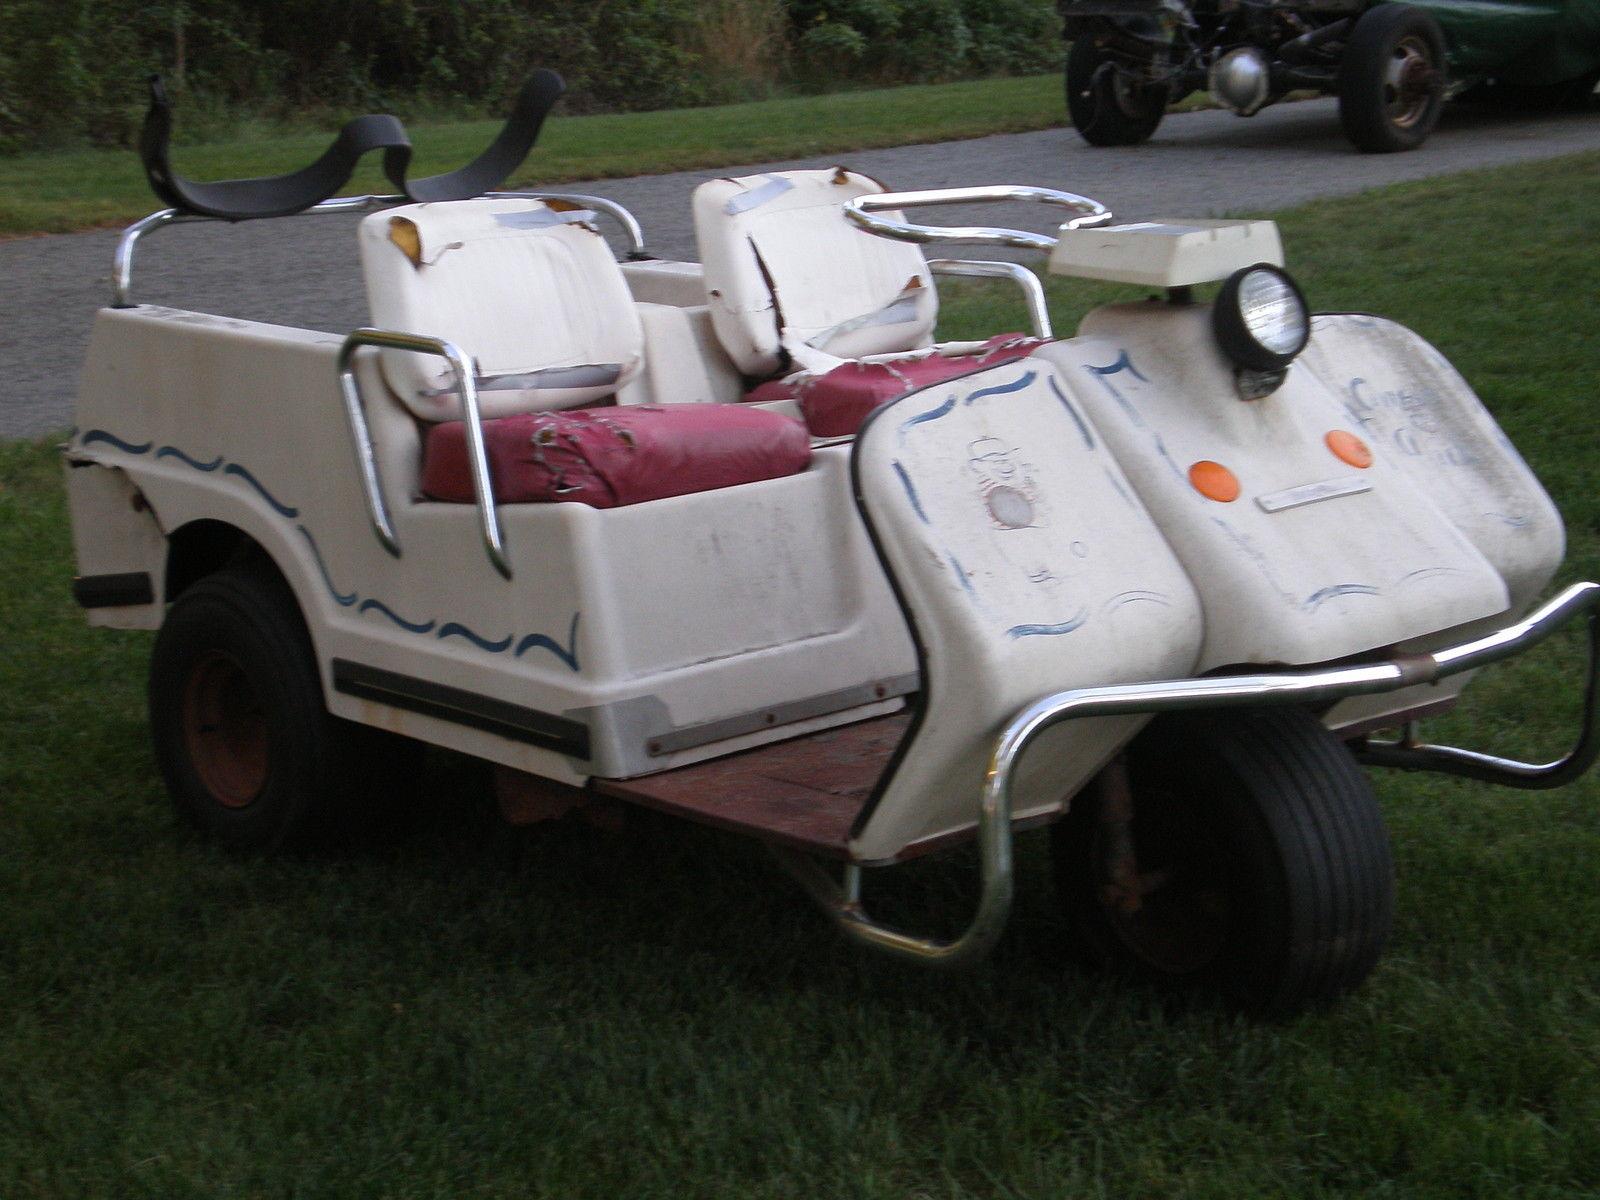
top-left (72, 571), bottom-right (155, 608)
top-left (331, 658), bottom-right (590, 759)
top-left (139, 70), bottom-right (565, 220)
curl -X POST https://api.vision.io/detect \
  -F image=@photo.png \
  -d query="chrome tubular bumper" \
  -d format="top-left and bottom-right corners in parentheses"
top-left (777, 581), bottom-right (1600, 969)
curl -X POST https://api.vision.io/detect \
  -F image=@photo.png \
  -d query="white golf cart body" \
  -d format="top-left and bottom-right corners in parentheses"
top-left (65, 153), bottom-right (1597, 983)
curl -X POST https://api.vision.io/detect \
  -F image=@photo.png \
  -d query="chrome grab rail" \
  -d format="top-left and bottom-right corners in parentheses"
top-left (112, 191), bottom-right (647, 308)
top-left (337, 328), bottom-right (513, 580)
top-left (843, 185), bottom-right (1113, 252)
top-left (776, 581), bottom-right (1600, 968)
top-left (928, 259), bottom-right (1053, 340)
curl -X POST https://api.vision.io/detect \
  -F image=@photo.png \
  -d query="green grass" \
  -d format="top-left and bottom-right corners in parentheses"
top-left (2, 153), bottom-right (1598, 1197)
top-left (0, 75), bottom-right (1069, 238)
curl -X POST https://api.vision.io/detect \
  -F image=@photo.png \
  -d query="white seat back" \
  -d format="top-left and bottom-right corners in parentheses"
top-left (359, 198), bottom-right (644, 422)
top-left (693, 169), bottom-right (937, 377)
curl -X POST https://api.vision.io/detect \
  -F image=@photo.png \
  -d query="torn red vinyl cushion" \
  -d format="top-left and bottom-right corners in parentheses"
top-left (422, 405), bottom-right (812, 508)
top-left (747, 335), bottom-right (1047, 437)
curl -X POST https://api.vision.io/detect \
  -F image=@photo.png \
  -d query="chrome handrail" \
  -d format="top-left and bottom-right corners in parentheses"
top-left (928, 259), bottom-right (1053, 339)
top-left (776, 581), bottom-right (1600, 968)
top-left (337, 328), bottom-right (513, 580)
top-left (112, 190), bottom-right (648, 308)
top-left (843, 185), bottom-right (1113, 252)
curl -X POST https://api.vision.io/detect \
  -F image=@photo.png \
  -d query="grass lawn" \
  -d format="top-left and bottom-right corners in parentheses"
top-left (0, 75), bottom-right (1072, 238)
top-left (1, 153), bottom-right (1597, 1197)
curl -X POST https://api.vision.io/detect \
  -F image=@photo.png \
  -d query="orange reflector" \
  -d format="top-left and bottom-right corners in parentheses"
top-left (1325, 430), bottom-right (1374, 469)
top-left (1189, 460), bottom-right (1240, 503)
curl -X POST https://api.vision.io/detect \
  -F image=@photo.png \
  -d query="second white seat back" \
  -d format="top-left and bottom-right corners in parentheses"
top-left (694, 169), bottom-right (938, 377)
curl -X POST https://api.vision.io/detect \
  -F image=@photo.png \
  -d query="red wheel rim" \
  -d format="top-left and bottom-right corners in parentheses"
top-left (181, 650), bottom-right (269, 809)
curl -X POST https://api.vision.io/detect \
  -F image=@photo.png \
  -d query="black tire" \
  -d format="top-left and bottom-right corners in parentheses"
top-left (1051, 707), bottom-right (1395, 1015)
top-left (148, 562), bottom-right (418, 851)
top-left (1066, 37), bottom-right (1168, 147)
top-left (1338, 4), bottom-right (1448, 153)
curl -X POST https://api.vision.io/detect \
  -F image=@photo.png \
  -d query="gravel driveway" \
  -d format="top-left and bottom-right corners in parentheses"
top-left (4, 95), bottom-right (1597, 439)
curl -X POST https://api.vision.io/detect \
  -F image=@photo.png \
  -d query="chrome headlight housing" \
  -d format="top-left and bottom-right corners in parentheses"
top-left (1213, 264), bottom-right (1310, 375)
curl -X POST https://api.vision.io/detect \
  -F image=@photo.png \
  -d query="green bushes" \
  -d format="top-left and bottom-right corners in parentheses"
top-left (0, 0), bottom-right (1060, 154)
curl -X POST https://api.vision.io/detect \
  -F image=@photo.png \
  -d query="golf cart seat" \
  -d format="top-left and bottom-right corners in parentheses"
top-left (357, 198), bottom-right (812, 506)
top-left (693, 169), bottom-right (1043, 437)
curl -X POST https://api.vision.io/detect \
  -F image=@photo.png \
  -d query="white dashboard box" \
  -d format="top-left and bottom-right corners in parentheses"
top-left (1048, 218), bottom-right (1284, 287)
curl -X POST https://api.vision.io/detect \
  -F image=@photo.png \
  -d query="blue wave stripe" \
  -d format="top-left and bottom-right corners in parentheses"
top-left (224, 463), bottom-right (299, 518)
top-left (890, 460), bottom-right (928, 524)
top-left (81, 430), bottom-right (152, 454)
top-left (515, 612), bottom-right (581, 672)
top-left (1006, 613), bottom-right (1087, 639)
top-left (1086, 350), bottom-right (1149, 382)
top-left (156, 446), bottom-right (224, 471)
top-left (298, 525), bottom-right (357, 607)
top-left (962, 370), bottom-right (1036, 405)
top-left (899, 395), bottom-right (955, 433)
top-left (1047, 376), bottom-right (1095, 449)
top-left (438, 622), bottom-right (513, 654)
top-left (359, 598), bottom-right (436, 634)
top-left (1302, 583), bottom-right (1380, 611)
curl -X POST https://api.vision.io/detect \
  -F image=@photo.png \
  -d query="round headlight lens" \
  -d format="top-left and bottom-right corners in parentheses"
top-left (1213, 264), bottom-right (1311, 374)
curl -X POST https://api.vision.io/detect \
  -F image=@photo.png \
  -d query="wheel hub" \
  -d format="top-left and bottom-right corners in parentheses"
top-left (1386, 38), bottom-right (1442, 128)
top-left (181, 650), bottom-right (269, 809)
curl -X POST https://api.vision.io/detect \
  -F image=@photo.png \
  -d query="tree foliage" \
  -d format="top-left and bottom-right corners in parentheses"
top-left (0, 0), bottom-right (1059, 154)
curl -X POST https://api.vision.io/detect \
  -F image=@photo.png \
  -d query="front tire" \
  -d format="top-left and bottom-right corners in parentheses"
top-left (1338, 4), bottom-right (1448, 152)
top-left (1052, 707), bottom-right (1395, 1015)
top-left (149, 563), bottom-right (415, 851)
top-left (1066, 38), bottom-right (1168, 147)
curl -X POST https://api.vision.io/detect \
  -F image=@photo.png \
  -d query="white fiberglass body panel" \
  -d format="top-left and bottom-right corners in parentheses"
top-left (1295, 313), bottom-right (1565, 729)
top-left (1037, 304), bottom-right (1514, 671)
top-left (69, 305), bottom-right (916, 782)
top-left (850, 360), bottom-right (1204, 862)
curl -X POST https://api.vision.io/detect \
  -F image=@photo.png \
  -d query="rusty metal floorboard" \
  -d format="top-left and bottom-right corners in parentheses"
top-left (592, 713), bottom-right (910, 858)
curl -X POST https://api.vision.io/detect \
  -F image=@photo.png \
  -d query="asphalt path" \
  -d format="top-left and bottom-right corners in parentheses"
top-left (4, 95), bottom-right (1597, 439)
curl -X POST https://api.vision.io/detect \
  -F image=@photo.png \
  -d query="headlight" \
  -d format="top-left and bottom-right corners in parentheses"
top-left (1212, 264), bottom-right (1310, 375)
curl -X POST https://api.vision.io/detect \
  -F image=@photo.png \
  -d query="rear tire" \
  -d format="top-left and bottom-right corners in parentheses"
top-left (149, 562), bottom-right (418, 851)
top-left (1338, 4), bottom-right (1448, 152)
top-left (1066, 38), bottom-right (1168, 147)
top-left (1051, 707), bottom-right (1395, 1015)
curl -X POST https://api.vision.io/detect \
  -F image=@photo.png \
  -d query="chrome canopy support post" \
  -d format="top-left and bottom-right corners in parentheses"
top-left (928, 259), bottom-right (1054, 340)
top-left (337, 328), bottom-right (513, 579)
top-left (775, 582), bottom-right (1600, 969)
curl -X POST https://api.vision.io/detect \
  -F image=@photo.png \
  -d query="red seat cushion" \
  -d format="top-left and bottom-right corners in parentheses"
top-left (422, 405), bottom-right (812, 508)
top-left (748, 334), bottom-right (1047, 437)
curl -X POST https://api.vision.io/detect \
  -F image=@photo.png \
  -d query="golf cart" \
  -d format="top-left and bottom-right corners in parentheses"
top-left (1060, 0), bottom-right (1600, 152)
top-left (64, 75), bottom-right (1598, 1014)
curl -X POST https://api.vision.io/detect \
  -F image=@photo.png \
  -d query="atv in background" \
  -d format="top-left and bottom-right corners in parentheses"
top-left (1059, 0), bottom-right (1600, 151)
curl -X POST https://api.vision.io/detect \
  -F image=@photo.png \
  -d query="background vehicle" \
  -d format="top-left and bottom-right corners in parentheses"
top-left (1059, 0), bottom-right (1600, 151)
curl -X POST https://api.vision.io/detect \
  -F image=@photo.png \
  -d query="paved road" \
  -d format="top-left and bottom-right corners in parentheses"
top-left (4, 96), bottom-right (1597, 439)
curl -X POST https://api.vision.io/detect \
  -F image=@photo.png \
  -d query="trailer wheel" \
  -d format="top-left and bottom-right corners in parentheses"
top-left (1066, 39), bottom-right (1168, 147)
top-left (149, 563), bottom-right (415, 851)
top-left (1051, 707), bottom-right (1395, 1014)
top-left (1338, 4), bottom-right (1448, 152)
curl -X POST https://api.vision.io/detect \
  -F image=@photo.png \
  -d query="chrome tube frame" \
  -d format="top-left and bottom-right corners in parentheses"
top-left (112, 191), bottom-right (648, 308)
top-left (843, 185), bottom-right (1113, 252)
top-left (775, 581), bottom-right (1600, 969)
top-left (928, 259), bottom-right (1053, 340)
top-left (337, 328), bottom-right (513, 580)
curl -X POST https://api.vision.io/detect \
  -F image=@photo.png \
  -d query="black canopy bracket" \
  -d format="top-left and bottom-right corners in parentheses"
top-left (138, 70), bottom-right (566, 220)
